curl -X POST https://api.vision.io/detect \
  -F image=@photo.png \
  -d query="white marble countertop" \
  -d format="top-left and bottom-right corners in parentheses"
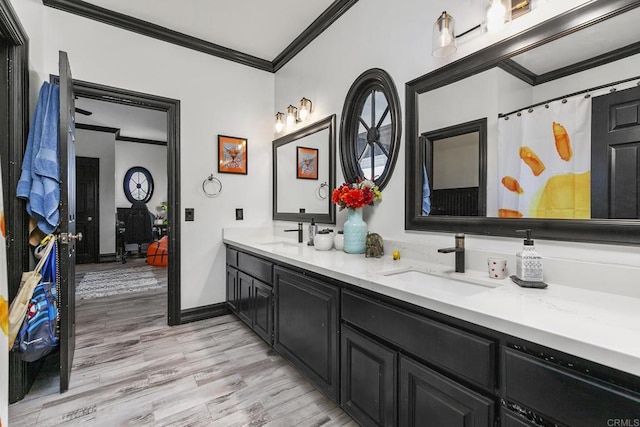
top-left (223, 227), bottom-right (640, 377)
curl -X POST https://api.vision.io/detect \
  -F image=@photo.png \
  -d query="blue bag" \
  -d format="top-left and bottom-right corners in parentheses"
top-left (14, 242), bottom-right (59, 362)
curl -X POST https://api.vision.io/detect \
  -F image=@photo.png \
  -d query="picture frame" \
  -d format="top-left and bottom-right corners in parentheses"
top-left (218, 135), bottom-right (248, 174)
top-left (296, 146), bottom-right (319, 180)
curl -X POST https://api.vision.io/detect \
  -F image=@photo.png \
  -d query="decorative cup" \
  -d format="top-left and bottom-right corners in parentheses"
top-left (488, 257), bottom-right (507, 279)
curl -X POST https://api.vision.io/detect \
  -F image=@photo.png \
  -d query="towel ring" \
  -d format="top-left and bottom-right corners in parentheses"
top-left (202, 174), bottom-right (222, 198)
top-left (317, 182), bottom-right (329, 199)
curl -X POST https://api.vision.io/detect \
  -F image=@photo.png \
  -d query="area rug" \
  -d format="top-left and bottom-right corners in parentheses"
top-left (76, 265), bottom-right (161, 299)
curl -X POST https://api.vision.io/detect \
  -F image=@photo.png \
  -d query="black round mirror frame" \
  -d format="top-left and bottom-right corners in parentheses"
top-left (405, 0), bottom-right (640, 246)
top-left (340, 68), bottom-right (401, 191)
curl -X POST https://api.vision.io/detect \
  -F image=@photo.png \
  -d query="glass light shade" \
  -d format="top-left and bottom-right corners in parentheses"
top-left (432, 11), bottom-right (457, 58)
top-left (286, 105), bottom-right (297, 127)
top-left (298, 97), bottom-right (312, 121)
top-left (275, 112), bottom-right (285, 132)
top-left (486, 0), bottom-right (511, 33)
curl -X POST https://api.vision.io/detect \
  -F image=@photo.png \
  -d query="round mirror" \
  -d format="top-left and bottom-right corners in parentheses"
top-left (340, 68), bottom-right (401, 190)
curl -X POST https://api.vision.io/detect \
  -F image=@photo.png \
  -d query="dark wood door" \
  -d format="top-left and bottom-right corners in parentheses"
top-left (399, 355), bottom-right (493, 427)
top-left (226, 265), bottom-right (238, 312)
top-left (237, 271), bottom-right (252, 326)
top-left (341, 325), bottom-right (397, 427)
top-left (592, 85), bottom-right (640, 218)
top-left (75, 156), bottom-right (99, 264)
top-left (58, 50), bottom-right (77, 393)
top-left (274, 266), bottom-right (339, 401)
top-left (252, 279), bottom-right (273, 345)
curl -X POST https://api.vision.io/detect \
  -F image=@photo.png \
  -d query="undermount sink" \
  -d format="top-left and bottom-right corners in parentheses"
top-left (380, 267), bottom-right (500, 297)
top-left (259, 240), bottom-right (301, 253)
top-left (259, 240), bottom-right (299, 247)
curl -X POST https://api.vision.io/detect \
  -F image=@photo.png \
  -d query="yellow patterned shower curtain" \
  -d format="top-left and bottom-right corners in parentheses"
top-left (497, 95), bottom-right (591, 219)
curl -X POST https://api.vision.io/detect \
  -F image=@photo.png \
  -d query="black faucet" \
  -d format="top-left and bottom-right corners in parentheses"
top-left (437, 233), bottom-right (465, 273)
top-left (284, 222), bottom-right (303, 243)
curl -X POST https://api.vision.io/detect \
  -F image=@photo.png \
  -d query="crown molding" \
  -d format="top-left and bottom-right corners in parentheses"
top-left (43, 0), bottom-right (359, 73)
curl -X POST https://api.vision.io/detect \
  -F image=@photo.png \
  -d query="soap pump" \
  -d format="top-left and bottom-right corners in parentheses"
top-left (308, 218), bottom-right (318, 246)
top-left (515, 229), bottom-right (544, 284)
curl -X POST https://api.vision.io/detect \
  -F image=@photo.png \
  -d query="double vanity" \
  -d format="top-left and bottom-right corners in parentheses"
top-left (223, 227), bottom-right (640, 427)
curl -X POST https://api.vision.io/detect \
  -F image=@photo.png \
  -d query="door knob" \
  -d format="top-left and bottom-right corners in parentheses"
top-left (87, 216), bottom-right (93, 222)
top-left (59, 232), bottom-right (83, 243)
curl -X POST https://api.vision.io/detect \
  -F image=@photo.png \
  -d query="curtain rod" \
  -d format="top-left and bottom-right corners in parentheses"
top-left (498, 74), bottom-right (640, 118)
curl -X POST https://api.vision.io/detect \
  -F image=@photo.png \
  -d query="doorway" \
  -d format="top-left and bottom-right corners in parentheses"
top-left (66, 78), bottom-right (182, 326)
top-left (76, 156), bottom-right (99, 264)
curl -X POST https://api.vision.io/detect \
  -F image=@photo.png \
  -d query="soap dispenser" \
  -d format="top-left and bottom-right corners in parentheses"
top-left (308, 218), bottom-right (318, 246)
top-left (515, 229), bottom-right (544, 283)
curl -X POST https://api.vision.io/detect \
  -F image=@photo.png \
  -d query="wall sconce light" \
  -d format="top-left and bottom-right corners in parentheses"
top-left (286, 105), bottom-right (298, 128)
top-left (275, 112), bottom-right (285, 133)
top-left (298, 97), bottom-right (313, 121)
top-left (486, 0), bottom-right (511, 34)
top-left (432, 11), bottom-right (456, 58)
top-left (275, 98), bottom-right (314, 132)
top-left (431, 1), bottom-right (530, 59)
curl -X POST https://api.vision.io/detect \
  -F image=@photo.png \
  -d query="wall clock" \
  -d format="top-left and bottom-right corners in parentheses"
top-left (123, 166), bottom-right (154, 203)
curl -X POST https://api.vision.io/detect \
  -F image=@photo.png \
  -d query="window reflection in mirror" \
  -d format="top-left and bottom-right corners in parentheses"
top-left (357, 90), bottom-right (392, 181)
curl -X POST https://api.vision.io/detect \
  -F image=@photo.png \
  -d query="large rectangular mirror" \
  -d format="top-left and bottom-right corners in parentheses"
top-left (406, 0), bottom-right (640, 245)
top-left (273, 115), bottom-right (336, 223)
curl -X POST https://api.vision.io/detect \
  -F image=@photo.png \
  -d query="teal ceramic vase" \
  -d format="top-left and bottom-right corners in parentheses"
top-left (343, 208), bottom-right (367, 254)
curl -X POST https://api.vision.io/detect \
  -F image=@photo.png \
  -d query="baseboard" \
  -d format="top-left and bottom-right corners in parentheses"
top-left (180, 302), bottom-right (230, 324)
top-left (99, 253), bottom-right (117, 263)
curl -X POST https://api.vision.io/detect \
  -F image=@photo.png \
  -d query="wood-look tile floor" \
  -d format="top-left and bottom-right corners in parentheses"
top-left (9, 259), bottom-right (356, 426)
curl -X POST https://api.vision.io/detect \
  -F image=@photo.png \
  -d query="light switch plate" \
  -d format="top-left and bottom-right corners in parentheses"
top-left (185, 208), bottom-right (194, 221)
top-left (236, 208), bottom-right (244, 220)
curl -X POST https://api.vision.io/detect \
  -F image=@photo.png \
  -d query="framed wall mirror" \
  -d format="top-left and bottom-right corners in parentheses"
top-left (273, 115), bottom-right (336, 223)
top-left (406, 0), bottom-right (640, 245)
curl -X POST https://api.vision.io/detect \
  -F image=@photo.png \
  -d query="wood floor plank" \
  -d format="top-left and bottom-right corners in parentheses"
top-left (9, 259), bottom-right (353, 426)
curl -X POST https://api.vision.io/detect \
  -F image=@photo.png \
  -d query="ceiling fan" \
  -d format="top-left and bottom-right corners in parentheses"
top-left (75, 107), bottom-right (92, 116)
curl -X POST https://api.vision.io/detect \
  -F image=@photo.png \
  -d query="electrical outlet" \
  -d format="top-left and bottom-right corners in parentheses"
top-left (236, 208), bottom-right (244, 220)
top-left (185, 208), bottom-right (195, 221)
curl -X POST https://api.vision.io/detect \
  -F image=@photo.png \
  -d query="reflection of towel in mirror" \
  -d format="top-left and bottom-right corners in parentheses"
top-left (16, 82), bottom-right (61, 234)
top-left (422, 165), bottom-right (431, 216)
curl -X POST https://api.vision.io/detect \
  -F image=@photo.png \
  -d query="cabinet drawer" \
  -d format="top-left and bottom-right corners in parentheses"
top-left (342, 290), bottom-right (495, 390)
top-left (226, 247), bottom-right (238, 268)
top-left (502, 348), bottom-right (640, 427)
top-left (238, 252), bottom-right (272, 284)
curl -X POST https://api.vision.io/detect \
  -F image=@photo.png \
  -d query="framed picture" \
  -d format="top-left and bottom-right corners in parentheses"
top-left (296, 146), bottom-right (319, 180)
top-left (218, 135), bottom-right (248, 174)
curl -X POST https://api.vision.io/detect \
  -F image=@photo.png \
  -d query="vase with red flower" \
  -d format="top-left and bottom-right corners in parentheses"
top-left (331, 179), bottom-right (382, 254)
top-left (343, 208), bottom-right (367, 253)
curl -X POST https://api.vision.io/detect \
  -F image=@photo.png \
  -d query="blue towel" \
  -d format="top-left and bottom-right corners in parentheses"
top-left (17, 82), bottom-right (61, 234)
top-left (422, 165), bottom-right (431, 216)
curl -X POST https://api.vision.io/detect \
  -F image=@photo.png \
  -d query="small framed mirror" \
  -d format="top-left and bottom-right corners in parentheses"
top-left (273, 115), bottom-right (336, 223)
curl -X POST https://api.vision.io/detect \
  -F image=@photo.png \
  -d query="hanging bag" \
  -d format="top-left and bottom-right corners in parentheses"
top-left (12, 239), bottom-right (59, 361)
top-left (8, 236), bottom-right (55, 349)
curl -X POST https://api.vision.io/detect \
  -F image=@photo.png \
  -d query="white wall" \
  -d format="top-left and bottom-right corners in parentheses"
top-left (75, 128), bottom-right (116, 255)
top-left (115, 142), bottom-right (167, 211)
top-left (274, 0), bottom-right (640, 274)
top-left (11, 0), bottom-right (275, 309)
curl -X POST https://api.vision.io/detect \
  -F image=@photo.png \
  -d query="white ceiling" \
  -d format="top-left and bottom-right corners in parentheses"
top-left (83, 0), bottom-right (336, 60)
top-left (75, 98), bottom-right (167, 142)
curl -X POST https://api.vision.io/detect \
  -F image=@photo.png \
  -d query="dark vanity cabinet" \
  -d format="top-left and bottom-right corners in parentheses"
top-left (341, 289), bottom-right (495, 427)
top-left (274, 266), bottom-right (340, 402)
top-left (341, 324), bottom-right (397, 427)
top-left (226, 247), bottom-right (273, 345)
top-left (399, 355), bottom-right (493, 427)
top-left (225, 246), bottom-right (640, 426)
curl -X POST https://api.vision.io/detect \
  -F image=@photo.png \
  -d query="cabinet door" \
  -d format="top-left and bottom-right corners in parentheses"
top-left (274, 266), bottom-right (340, 401)
top-left (237, 271), bottom-right (253, 326)
top-left (253, 279), bottom-right (273, 345)
top-left (399, 355), bottom-right (494, 427)
top-left (341, 325), bottom-right (396, 427)
top-left (226, 265), bottom-right (238, 312)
